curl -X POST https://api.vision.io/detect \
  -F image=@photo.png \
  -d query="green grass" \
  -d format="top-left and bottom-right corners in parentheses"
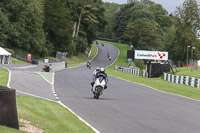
top-left (0, 67), bottom-right (94, 133)
top-left (0, 126), bottom-right (24, 133)
top-left (12, 58), bottom-right (29, 64)
top-left (67, 64), bottom-right (78, 68)
top-left (97, 40), bottom-right (200, 100)
top-left (38, 72), bottom-right (53, 84)
top-left (0, 68), bottom-right (9, 86)
top-left (17, 96), bottom-right (94, 133)
top-left (172, 67), bottom-right (200, 78)
top-left (0, 68), bottom-right (23, 132)
top-left (38, 44), bottom-right (97, 67)
top-left (66, 44), bottom-right (97, 64)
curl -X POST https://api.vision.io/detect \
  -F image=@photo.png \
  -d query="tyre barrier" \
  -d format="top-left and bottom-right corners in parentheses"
top-left (116, 66), bottom-right (140, 76)
top-left (163, 73), bottom-right (200, 88)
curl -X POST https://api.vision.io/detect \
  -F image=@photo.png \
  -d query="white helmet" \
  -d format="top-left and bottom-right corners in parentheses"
top-left (96, 67), bottom-right (100, 71)
top-left (100, 67), bottom-right (105, 73)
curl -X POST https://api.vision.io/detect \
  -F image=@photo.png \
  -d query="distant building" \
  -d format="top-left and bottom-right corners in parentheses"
top-left (0, 47), bottom-right (12, 64)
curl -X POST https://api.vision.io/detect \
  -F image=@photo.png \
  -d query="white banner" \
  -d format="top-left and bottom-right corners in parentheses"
top-left (135, 50), bottom-right (168, 60)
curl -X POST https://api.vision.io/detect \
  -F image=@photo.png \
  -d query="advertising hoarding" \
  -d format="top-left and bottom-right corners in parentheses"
top-left (135, 50), bottom-right (168, 60)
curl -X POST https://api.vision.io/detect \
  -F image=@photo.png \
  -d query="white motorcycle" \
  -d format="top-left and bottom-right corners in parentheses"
top-left (92, 76), bottom-right (106, 99)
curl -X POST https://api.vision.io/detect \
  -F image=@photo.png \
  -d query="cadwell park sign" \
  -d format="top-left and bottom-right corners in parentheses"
top-left (134, 50), bottom-right (168, 60)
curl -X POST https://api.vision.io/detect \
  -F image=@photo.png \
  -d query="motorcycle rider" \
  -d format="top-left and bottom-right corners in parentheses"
top-left (87, 61), bottom-right (91, 68)
top-left (107, 52), bottom-right (110, 58)
top-left (93, 67), bottom-right (100, 76)
top-left (91, 67), bottom-right (108, 89)
top-left (109, 56), bottom-right (111, 61)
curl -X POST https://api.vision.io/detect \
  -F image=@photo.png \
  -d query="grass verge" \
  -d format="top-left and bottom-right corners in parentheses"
top-left (0, 67), bottom-right (94, 133)
top-left (38, 44), bottom-right (97, 67)
top-left (0, 68), bottom-right (9, 86)
top-left (17, 96), bottom-right (94, 133)
top-left (38, 72), bottom-right (53, 84)
top-left (12, 58), bottom-right (29, 64)
top-left (172, 67), bottom-right (200, 78)
top-left (66, 44), bottom-right (97, 64)
top-left (97, 40), bottom-right (200, 100)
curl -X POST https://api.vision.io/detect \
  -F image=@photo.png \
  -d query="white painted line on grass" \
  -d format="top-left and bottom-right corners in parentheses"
top-left (109, 74), bottom-right (200, 102)
top-left (58, 101), bottom-right (100, 133)
top-left (36, 72), bottom-right (53, 85)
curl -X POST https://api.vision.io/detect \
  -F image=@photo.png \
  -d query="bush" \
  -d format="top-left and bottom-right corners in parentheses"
top-left (4, 48), bottom-right (14, 55)
top-left (134, 59), bottom-right (146, 70)
top-left (74, 37), bottom-right (88, 53)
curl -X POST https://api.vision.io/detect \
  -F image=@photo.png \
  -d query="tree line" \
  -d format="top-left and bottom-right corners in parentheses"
top-left (100, 0), bottom-right (200, 63)
top-left (0, 0), bottom-right (106, 57)
top-left (0, 0), bottom-right (199, 63)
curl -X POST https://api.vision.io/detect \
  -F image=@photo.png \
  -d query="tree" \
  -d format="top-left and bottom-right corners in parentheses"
top-left (165, 0), bottom-right (200, 62)
top-left (67, 0), bottom-right (106, 46)
top-left (17, 0), bottom-right (46, 55)
top-left (122, 18), bottom-right (162, 50)
top-left (1, 0), bottom-right (47, 56)
top-left (44, 0), bottom-right (73, 54)
top-left (0, 7), bottom-right (9, 47)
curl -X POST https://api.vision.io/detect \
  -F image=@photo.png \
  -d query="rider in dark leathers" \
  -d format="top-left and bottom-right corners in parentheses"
top-left (91, 67), bottom-right (108, 89)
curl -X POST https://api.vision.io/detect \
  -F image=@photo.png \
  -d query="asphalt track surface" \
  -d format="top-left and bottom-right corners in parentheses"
top-left (2, 42), bottom-right (200, 133)
top-left (1, 64), bottom-right (56, 101)
top-left (55, 43), bottom-right (200, 133)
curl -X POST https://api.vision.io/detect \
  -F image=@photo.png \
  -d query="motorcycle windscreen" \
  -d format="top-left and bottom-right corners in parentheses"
top-left (98, 76), bottom-right (104, 83)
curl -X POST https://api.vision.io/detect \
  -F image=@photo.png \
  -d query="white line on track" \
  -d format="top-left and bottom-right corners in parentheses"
top-left (109, 74), bottom-right (200, 102)
top-left (97, 42), bottom-right (200, 103)
top-left (4, 66), bottom-right (100, 133)
top-left (2, 67), bottom-right (11, 88)
top-left (16, 90), bottom-right (56, 102)
top-left (58, 101), bottom-right (100, 133)
top-left (36, 72), bottom-right (53, 85)
top-left (105, 45), bottom-right (120, 68)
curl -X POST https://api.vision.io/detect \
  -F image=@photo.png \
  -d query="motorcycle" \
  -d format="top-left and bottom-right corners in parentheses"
top-left (89, 64), bottom-right (92, 69)
top-left (109, 56), bottom-right (111, 61)
top-left (87, 62), bottom-right (92, 69)
top-left (92, 76), bottom-right (106, 99)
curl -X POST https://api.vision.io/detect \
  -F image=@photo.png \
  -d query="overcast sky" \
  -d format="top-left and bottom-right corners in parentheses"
top-left (102, 0), bottom-right (186, 13)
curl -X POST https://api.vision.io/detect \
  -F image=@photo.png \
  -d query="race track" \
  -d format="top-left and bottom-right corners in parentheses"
top-left (55, 43), bottom-right (200, 133)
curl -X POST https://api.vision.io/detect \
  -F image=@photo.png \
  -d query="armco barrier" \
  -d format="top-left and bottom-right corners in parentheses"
top-left (163, 73), bottom-right (200, 88)
top-left (115, 66), bottom-right (140, 76)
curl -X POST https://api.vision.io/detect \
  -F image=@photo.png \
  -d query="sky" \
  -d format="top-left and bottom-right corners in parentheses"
top-left (102, 0), bottom-right (186, 13)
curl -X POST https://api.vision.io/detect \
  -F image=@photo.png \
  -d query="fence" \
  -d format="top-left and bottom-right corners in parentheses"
top-left (12, 54), bottom-right (38, 64)
top-left (163, 73), bottom-right (200, 88)
top-left (115, 65), bottom-right (140, 76)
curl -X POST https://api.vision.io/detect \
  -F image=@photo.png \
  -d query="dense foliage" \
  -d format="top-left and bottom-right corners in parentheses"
top-left (101, 0), bottom-right (200, 62)
top-left (0, 0), bottom-right (199, 62)
top-left (0, 0), bottom-right (106, 57)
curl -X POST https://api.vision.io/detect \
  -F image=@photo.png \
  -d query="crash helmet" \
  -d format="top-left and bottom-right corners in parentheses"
top-left (96, 67), bottom-right (100, 71)
top-left (100, 67), bottom-right (105, 73)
